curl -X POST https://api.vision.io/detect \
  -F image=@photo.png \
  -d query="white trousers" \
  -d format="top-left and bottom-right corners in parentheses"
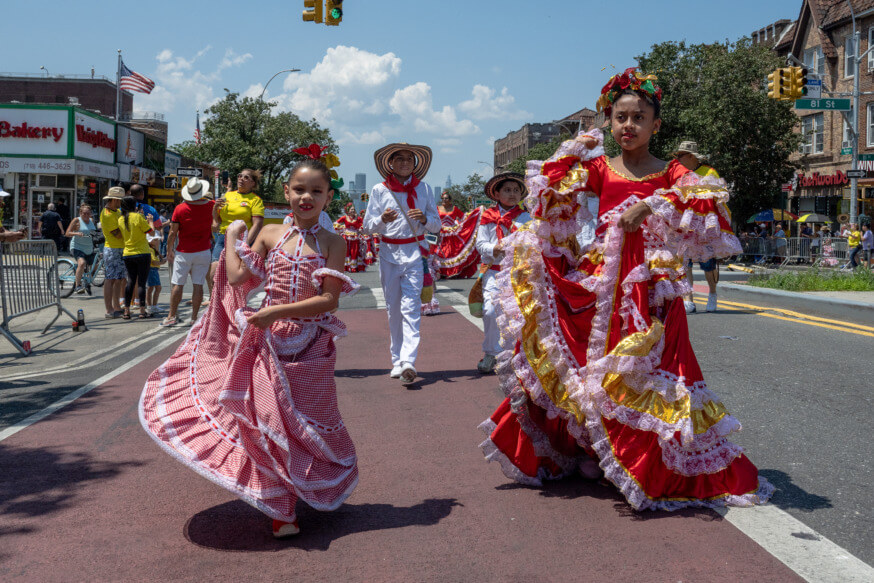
top-left (482, 269), bottom-right (502, 356)
top-left (379, 259), bottom-right (424, 366)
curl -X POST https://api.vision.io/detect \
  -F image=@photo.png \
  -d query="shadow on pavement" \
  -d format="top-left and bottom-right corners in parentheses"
top-left (335, 368), bottom-right (390, 379)
top-left (0, 442), bottom-right (143, 532)
top-left (759, 469), bottom-right (833, 512)
top-left (184, 497), bottom-right (462, 552)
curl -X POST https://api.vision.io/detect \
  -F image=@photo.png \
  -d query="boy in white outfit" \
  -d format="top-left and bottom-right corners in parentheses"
top-left (475, 172), bottom-right (530, 374)
top-left (362, 143), bottom-right (441, 385)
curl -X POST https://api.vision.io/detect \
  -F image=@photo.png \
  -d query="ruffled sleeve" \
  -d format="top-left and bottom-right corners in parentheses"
top-left (229, 220), bottom-right (267, 281)
top-left (524, 129), bottom-right (604, 244)
top-left (311, 267), bottom-right (360, 297)
top-left (643, 166), bottom-right (742, 261)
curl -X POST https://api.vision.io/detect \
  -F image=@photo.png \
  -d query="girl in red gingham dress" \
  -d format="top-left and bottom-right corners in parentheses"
top-left (140, 159), bottom-right (359, 538)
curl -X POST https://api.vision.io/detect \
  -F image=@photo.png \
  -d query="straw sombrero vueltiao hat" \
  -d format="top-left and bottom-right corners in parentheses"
top-left (484, 172), bottom-right (527, 202)
top-left (374, 143), bottom-right (432, 180)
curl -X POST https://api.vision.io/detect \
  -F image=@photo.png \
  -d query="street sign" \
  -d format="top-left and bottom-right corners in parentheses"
top-left (805, 78), bottom-right (822, 99)
top-left (841, 147), bottom-right (853, 156)
top-left (847, 169), bottom-right (867, 179)
top-left (794, 98), bottom-right (851, 111)
top-left (176, 167), bottom-right (203, 177)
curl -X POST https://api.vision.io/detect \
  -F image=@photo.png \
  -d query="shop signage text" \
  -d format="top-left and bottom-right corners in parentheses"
top-left (76, 124), bottom-right (116, 152)
top-left (797, 170), bottom-right (849, 187)
top-left (0, 121), bottom-right (64, 142)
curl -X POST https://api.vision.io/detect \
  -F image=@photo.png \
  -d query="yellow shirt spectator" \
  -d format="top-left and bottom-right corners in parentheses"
top-left (101, 208), bottom-right (124, 249)
top-left (848, 229), bottom-right (861, 247)
top-left (694, 164), bottom-right (720, 179)
top-left (218, 190), bottom-right (265, 234)
top-left (118, 212), bottom-right (153, 256)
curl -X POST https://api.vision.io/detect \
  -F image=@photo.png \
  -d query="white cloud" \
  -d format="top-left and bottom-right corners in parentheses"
top-left (219, 49), bottom-right (252, 72)
top-left (458, 85), bottom-right (529, 120)
top-left (339, 130), bottom-right (385, 145)
top-left (390, 82), bottom-right (478, 137)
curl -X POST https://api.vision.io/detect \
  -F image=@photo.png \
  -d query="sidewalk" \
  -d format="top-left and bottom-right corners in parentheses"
top-left (0, 307), bottom-right (800, 582)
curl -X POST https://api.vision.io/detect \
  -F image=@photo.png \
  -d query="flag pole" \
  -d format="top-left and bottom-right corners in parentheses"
top-left (115, 49), bottom-right (122, 121)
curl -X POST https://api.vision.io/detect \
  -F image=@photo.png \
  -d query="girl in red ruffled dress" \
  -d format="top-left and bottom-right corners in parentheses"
top-left (140, 159), bottom-right (360, 537)
top-left (334, 203), bottom-right (366, 272)
top-left (432, 193), bottom-right (482, 279)
top-left (479, 68), bottom-right (774, 511)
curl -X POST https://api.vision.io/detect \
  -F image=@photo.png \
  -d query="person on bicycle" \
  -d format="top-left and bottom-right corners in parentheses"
top-left (65, 204), bottom-right (99, 294)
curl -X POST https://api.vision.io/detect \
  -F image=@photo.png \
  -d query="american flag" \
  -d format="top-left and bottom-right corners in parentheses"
top-left (119, 61), bottom-right (155, 94)
top-left (194, 111), bottom-right (201, 145)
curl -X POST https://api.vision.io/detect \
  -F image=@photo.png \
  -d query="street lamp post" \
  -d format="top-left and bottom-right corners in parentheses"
top-left (258, 68), bottom-right (301, 101)
top-left (476, 160), bottom-right (494, 177)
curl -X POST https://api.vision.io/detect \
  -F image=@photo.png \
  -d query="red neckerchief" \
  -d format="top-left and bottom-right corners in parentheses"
top-left (383, 174), bottom-right (421, 209)
top-left (481, 205), bottom-right (524, 240)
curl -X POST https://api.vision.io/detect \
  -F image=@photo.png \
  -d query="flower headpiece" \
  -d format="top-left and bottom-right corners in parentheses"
top-left (595, 67), bottom-right (662, 117)
top-left (293, 143), bottom-right (345, 191)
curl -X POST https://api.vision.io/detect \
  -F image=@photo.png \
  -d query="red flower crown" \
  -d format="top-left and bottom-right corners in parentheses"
top-left (596, 67), bottom-right (662, 117)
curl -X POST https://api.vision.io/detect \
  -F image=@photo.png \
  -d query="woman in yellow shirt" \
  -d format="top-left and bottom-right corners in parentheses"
top-left (117, 195), bottom-right (155, 319)
top-left (208, 169), bottom-right (265, 292)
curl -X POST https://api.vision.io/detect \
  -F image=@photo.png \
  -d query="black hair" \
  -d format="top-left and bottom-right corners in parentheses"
top-left (493, 178), bottom-right (524, 194)
top-left (287, 158), bottom-right (333, 190)
top-left (613, 88), bottom-right (661, 119)
top-left (119, 195), bottom-right (137, 231)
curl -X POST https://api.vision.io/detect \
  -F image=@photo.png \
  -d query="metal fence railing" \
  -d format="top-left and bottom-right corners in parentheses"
top-left (732, 237), bottom-right (853, 268)
top-left (0, 240), bottom-right (76, 355)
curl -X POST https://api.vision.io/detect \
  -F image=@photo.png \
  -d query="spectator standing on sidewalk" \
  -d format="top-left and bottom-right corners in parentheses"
top-left (37, 203), bottom-right (64, 253)
top-left (146, 231), bottom-right (164, 316)
top-left (772, 222), bottom-right (788, 264)
top-left (117, 195), bottom-right (155, 320)
top-left (845, 223), bottom-right (862, 269)
top-left (674, 141), bottom-right (721, 313)
top-left (100, 187), bottom-right (126, 318)
top-left (162, 178), bottom-right (214, 327)
top-left (65, 204), bottom-right (98, 294)
top-left (861, 223), bottom-right (873, 268)
top-left (55, 197), bottom-right (71, 252)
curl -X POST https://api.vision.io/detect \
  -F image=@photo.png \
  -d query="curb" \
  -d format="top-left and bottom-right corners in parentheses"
top-left (712, 283), bottom-right (874, 326)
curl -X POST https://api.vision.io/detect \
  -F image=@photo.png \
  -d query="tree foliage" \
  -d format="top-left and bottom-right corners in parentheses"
top-left (503, 39), bottom-right (800, 225)
top-left (442, 173), bottom-right (487, 211)
top-left (170, 92), bottom-right (335, 203)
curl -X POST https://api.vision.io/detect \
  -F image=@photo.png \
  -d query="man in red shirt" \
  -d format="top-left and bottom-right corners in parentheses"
top-left (161, 178), bottom-right (214, 326)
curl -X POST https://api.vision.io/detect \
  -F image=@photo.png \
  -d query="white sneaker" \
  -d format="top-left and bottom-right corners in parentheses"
top-left (390, 365), bottom-right (403, 378)
top-left (705, 293), bottom-right (717, 312)
top-left (400, 363), bottom-right (417, 385)
top-left (684, 300), bottom-right (696, 314)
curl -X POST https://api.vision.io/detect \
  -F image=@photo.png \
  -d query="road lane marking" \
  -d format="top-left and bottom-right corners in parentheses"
top-left (369, 285), bottom-right (386, 309)
top-left (437, 289), bottom-right (484, 331)
top-left (717, 505), bottom-right (874, 583)
top-left (706, 297), bottom-right (874, 332)
top-left (0, 331), bottom-right (185, 444)
top-left (700, 299), bottom-right (874, 338)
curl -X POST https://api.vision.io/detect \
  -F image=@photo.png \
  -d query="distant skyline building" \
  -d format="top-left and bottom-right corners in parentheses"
top-left (445, 175), bottom-right (452, 189)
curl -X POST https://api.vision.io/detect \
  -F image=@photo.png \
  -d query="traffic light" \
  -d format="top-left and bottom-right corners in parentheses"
top-left (767, 69), bottom-right (781, 99)
top-left (303, 0), bottom-right (323, 23)
top-left (784, 66), bottom-right (808, 99)
top-left (798, 67), bottom-right (809, 97)
top-left (326, 0), bottom-right (342, 25)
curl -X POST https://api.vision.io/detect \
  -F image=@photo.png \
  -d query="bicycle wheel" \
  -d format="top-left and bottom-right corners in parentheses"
top-left (91, 257), bottom-right (106, 287)
top-left (53, 258), bottom-right (77, 298)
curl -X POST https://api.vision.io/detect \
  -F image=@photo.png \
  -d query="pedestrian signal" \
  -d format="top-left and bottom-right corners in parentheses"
top-left (86, 180), bottom-right (98, 196)
top-left (303, 0), bottom-right (323, 23)
top-left (326, 0), bottom-right (343, 25)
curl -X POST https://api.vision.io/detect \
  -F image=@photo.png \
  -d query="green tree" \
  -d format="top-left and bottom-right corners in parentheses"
top-left (170, 92), bottom-right (335, 203)
top-left (326, 189), bottom-right (353, 220)
top-left (443, 173), bottom-right (487, 211)
top-left (637, 39), bottom-right (800, 224)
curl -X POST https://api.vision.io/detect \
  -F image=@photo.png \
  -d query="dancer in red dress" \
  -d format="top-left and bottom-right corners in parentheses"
top-left (432, 193), bottom-right (482, 279)
top-left (334, 202), bottom-right (366, 272)
top-left (479, 68), bottom-right (773, 510)
top-left (359, 209), bottom-right (376, 265)
top-left (140, 159), bottom-right (360, 537)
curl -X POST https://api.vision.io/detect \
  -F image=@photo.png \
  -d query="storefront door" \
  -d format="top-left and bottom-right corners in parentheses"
top-left (30, 188), bottom-right (74, 239)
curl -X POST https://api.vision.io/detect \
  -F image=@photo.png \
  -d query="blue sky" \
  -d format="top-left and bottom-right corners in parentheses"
top-left (6, 0), bottom-right (801, 192)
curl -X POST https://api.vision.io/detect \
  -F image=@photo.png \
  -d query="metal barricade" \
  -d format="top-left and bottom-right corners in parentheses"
top-left (784, 237), bottom-right (812, 265)
top-left (0, 239), bottom-right (76, 355)
top-left (738, 237), bottom-right (765, 263)
top-left (814, 237), bottom-right (848, 267)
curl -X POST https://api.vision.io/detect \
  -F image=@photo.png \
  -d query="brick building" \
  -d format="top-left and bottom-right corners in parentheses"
top-left (493, 108), bottom-right (600, 173)
top-left (770, 0), bottom-right (874, 222)
top-left (0, 74), bottom-right (133, 119)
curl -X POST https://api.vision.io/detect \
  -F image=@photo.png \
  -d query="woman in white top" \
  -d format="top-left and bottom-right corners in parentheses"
top-left (65, 204), bottom-right (99, 293)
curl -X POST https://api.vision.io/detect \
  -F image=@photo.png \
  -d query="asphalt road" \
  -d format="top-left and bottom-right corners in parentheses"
top-left (1, 264), bottom-right (871, 580)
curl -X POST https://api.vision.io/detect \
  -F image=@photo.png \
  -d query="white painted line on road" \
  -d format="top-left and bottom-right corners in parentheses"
top-left (370, 285), bottom-right (386, 309)
top-left (716, 505), bottom-right (874, 583)
top-left (0, 331), bottom-right (185, 444)
top-left (438, 289), bottom-right (484, 331)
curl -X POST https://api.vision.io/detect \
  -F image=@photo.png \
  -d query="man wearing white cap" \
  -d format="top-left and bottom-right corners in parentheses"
top-left (162, 178), bottom-right (215, 327)
top-left (362, 143), bottom-right (440, 385)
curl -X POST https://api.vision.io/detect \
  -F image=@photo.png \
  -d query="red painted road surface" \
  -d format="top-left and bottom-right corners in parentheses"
top-left (0, 308), bottom-right (801, 582)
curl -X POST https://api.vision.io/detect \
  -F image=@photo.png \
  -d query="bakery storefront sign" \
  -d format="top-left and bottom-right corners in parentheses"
top-left (73, 111), bottom-right (116, 164)
top-left (0, 106), bottom-right (69, 156)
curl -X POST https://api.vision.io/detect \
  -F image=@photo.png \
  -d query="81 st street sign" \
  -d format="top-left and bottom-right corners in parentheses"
top-left (795, 98), bottom-right (851, 111)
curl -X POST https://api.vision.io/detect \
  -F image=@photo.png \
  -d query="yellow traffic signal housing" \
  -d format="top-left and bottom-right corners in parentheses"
top-left (767, 69), bottom-right (782, 99)
top-left (326, 0), bottom-right (343, 25)
top-left (303, 0), bottom-right (323, 23)
top-left (785, 67), bottom-right (800, 99)
top-left (799, 67), bottom-right (808, 97)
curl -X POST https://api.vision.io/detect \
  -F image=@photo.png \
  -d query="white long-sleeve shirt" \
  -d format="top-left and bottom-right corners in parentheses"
top-left (362, 178), bottom-right (441, 265)
top-left (475, 207), bottom-right (531, 264)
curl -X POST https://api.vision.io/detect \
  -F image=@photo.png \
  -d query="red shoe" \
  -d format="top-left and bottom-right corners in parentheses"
top-left (272, 518), bottom-right (300, 538)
